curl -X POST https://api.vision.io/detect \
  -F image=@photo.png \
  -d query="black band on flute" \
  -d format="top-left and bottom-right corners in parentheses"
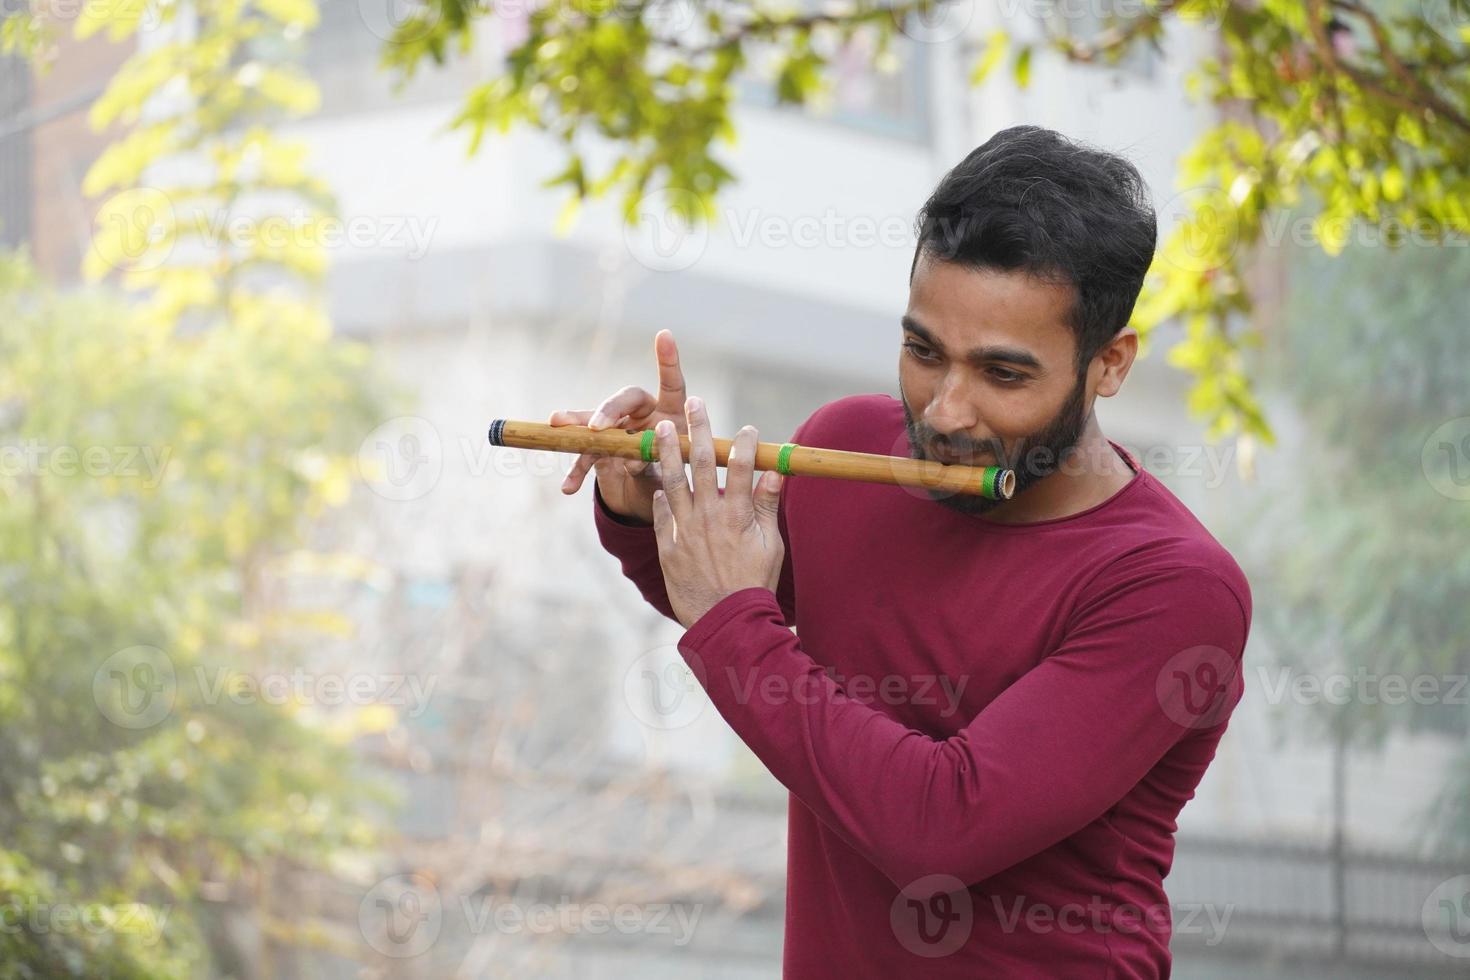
top-left (488, 419), bottom-right (506, 446)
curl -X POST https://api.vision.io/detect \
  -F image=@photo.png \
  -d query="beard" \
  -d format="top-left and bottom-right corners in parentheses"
top-left (900, 370), bottom-right (1091, 517)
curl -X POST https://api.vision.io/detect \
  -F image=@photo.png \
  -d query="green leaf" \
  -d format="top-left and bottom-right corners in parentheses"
top-left (1313, 211), bottom-right (1351, 256)
top-left (970, 30), bottom-right (1009, 87)
top-left (1012, 45), bottom-right (1033, 89)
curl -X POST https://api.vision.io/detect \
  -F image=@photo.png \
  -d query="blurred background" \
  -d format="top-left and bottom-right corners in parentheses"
top-left (1, 0), bottom-right (1468, 976)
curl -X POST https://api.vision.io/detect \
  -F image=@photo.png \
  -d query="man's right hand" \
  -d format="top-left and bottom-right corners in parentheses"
top-left (549, 328), bottom-right (690, 527)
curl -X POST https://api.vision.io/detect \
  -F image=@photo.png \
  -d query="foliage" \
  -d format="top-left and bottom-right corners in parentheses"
top-left (0, 243), bottom-right (390, 973)
top-left (371, 0), bottom-right (1468, 447)
top-left (1, 0), bottom-right (401, 970)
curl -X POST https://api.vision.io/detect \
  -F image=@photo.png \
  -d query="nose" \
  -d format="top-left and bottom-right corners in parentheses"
top-left (923, 372), bottom-right (978, 437)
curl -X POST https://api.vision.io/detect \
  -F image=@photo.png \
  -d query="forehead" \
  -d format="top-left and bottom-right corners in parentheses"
top-left (906, 254), bottom-right (1078, 365)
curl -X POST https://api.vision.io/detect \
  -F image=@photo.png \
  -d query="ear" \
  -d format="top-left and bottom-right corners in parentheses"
top-left (1093, 327), bottom-right (1138, 398)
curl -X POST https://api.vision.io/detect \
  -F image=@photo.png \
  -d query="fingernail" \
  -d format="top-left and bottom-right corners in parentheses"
top-left (688, 396), bottom-right (702, 413)
top-left (589, 413), bottom-right (608, 429)
top-left (657, 420), bottom-right (673, 436)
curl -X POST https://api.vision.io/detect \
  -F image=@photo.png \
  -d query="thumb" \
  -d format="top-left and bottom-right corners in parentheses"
top-left (753, 470), bottom-right (782, 528)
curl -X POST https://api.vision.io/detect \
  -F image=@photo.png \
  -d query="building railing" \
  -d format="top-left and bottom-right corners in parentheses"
top-left (1168, 834), bottom-right (1468, 972)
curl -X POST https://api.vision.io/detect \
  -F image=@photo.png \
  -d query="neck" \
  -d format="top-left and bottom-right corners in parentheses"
top-left (975, 415), bottom-right (1135, 525)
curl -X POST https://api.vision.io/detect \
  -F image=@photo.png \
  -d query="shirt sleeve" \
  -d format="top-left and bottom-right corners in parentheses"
top-left (592, 434), bottom-right (803, 628)
top-left (593, 480), bottom-right (680, 622)
top-left (674, 555), bottom-right (1250, 891)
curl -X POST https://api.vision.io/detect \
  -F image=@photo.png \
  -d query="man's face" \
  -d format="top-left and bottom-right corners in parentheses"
top-left (899, 253), bottom-right (1093, 517)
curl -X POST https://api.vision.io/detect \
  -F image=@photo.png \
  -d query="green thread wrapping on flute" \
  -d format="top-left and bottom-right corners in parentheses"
top-left (640, 429), bottom-right (656, 462)
top-left (981, 467), bottom-right (997, 499)
top-left (776, 443), bottom-right (797, 476)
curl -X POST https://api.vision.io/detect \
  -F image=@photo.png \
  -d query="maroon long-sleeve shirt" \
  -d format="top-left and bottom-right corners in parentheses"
top-left (593, 393), bottom-right (1251, 977)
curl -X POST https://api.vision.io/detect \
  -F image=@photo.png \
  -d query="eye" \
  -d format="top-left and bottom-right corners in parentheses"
top-left (903, 341), bottom-right (937, 363)
top-left (988, 367), bottom-right (1025, 384)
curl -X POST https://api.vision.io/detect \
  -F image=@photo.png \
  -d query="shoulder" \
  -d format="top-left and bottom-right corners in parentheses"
top-left (1084, 458), bottom-right (1253, 629)
top-left (1073, 532), bottom-right (1252, 642)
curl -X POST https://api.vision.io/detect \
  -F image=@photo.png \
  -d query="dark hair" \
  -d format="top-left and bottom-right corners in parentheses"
top-left (910, 125), bottom-right (1157, 375)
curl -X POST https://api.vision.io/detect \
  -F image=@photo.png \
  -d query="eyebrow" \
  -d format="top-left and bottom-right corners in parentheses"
top-left (900, 315), bottom-right (1045, 372)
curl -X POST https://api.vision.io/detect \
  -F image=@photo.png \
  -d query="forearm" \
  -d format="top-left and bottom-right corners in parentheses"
top-left (593, 480), bottom-right (678, 623)
top-left (676, 588), bottom-right (1019, 887)
top-left (675, 572), bottom-right (1247, 890)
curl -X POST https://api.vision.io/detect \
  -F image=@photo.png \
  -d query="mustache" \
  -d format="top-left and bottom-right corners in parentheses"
top-left (916, 428), bottom-right (1004, 459)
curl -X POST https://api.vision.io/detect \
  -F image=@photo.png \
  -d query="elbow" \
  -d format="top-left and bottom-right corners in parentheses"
top-left (876, 851), bottom-right (960, 898)
top-left (867, 744), bottom-right (1013, 893)
top-left (866, 815), bottom-right (992, 895)
top-left (873, 845), bottom-right (1000, 899)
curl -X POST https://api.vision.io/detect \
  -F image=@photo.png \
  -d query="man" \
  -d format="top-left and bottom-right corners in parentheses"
top-left (551, 125), bottom-right (1250, 978)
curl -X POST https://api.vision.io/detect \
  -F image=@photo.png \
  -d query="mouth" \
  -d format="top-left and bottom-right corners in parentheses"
top-left (928, 449), bottom-right (994, 467)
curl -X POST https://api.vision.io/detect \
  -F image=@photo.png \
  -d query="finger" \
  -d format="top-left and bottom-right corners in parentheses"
top-left (561, 452), bottom-right (596, 493)
top-left (753, 469), bottom-right (783, 532)
top-left (552, 407), bottom-right (632, 431)
top-left (723, 425), bottom-right (757, 523)
top-left (654, 418), bottom-right (692, 521)
top-left (685, 396), bottom-right (719, 506)
top-left (654, 330), bottom-right (688, 417)
top-left (598, 454), bottom-right (653, 483)
top-left (651, 488), bottom-right (675, 552)
top-left (590, 386), bottom-right (655, 430)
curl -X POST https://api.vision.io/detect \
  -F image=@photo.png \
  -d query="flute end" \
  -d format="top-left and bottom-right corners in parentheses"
top-left (487, 419), bottom-right (507, 446)
top-left (997, 469), bottom-right (1016, 500)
